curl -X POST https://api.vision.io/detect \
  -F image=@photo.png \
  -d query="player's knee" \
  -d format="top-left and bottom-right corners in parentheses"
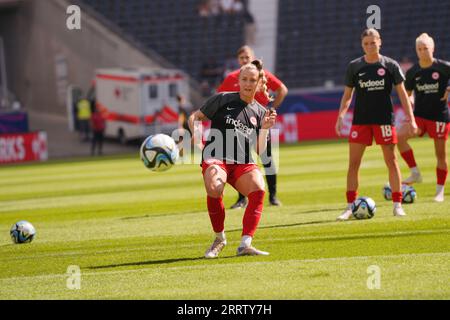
top-left (206, 184), bottom-right (224, 198)
top-left (384, 156), bottom-right (398, 168)
top-left (348, 159), bottom-right (362, 170)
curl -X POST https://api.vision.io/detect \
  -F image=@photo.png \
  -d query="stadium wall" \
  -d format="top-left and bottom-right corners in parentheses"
top-left (0, 0), bottom-right (167, 116)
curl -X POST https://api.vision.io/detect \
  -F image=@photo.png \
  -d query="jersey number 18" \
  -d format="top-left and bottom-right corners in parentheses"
top-left (380, 125), bottom-right (392, 138)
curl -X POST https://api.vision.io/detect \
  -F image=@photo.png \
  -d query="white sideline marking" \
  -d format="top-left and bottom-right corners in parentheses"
top-left (0, 252), bottom-right (449, 282)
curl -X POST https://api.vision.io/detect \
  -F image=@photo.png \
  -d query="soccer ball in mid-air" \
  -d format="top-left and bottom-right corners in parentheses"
top-left (10, 221), bottom-right (36, 244)
top-left (402, 184), bottom-right (417, 204)
top-left (140, 134), bottom-right (179, 172)
top-left (352, 197), bottom-right (376, 219)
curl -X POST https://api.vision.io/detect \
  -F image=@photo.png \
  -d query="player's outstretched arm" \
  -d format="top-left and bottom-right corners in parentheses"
top-left (335, 86), bottom-right (354, 136)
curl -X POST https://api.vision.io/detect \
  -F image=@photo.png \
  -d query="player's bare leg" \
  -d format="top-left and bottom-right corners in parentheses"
top-left (381, 144), bottom-right (406, 216)
top-left (338, 143), bottom-right (366, 221)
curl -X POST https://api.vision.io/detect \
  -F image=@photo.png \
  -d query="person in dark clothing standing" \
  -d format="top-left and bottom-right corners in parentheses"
top-left (90, 101), bottom-right (106, 156)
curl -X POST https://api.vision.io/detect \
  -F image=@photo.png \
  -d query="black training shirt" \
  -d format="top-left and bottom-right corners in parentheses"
top-left (200, 92), bottom-right (267, 164)
top-left (345, 55), bottom-right (405, 125)
top-left (405, 59), bottom-right (450, 123)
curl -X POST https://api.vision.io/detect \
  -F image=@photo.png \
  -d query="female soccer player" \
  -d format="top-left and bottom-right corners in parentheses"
top-left (397, 33), bottom-right (450, 202)
top-left (335, 28), bottom-right (418, 220)
top-left (188, 60), bottom-right (277, 258)
top-left (217, 45), bottom-right (288, 208)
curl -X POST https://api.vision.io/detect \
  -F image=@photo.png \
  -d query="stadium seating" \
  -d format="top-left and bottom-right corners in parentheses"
top-left (276, 0), bottom-right (450, 88)
top-left (81, 0), bottom-right (245, 85)
top-left (81, 1), bottom-right (449, 90)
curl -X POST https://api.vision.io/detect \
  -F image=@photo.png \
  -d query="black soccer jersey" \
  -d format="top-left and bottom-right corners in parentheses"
top-left (405, 59), bottom-right (450, 123)
top-left (200, 92), bottom-right (267, 164)
top-left (345, 55), bottom-right (405, 125)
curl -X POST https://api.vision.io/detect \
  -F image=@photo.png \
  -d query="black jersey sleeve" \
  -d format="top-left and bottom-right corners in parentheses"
top-left (200, 93), bottom-right (225, 120)
top-left (442, 60), bottom-right (450, 80)
top-left (404, 66), bottom-right (417, 91)
top-left (344, 62), bottom-right (356, 88)
top-left (387, 59), bottom-right (406, 85)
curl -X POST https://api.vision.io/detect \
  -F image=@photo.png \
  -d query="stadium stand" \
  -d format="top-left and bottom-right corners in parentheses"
top-left (276, 0), bottom-right (450, 89)
top-left (81, 0), bottom-right (246, 87)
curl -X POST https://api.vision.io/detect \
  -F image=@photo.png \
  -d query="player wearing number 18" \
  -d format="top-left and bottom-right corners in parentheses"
top-left (335, 28), bottom-right (418, 220)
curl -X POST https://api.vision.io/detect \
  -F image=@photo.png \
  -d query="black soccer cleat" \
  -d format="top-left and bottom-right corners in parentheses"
top-left (269, 195), bottom-right (282, 206)
top-left (230, 197), bottom-right (247, 209)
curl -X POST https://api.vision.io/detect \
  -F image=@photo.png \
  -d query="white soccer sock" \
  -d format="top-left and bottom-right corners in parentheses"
top-left (216, 231), bottom-right (226, 242)
top-left (435, 185), bottom-right (445, 202)
top-left (394, 202), bottom-right (402, 209)
top-left (411, 167), bottom-right (420, 175)
top-left (240, 235), bottom-right (252, 248)
top-left (346, 203), bottom-right (352, 210)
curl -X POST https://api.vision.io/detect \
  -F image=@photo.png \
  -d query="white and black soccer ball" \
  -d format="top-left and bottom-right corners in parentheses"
top-left (140, 134), bottom-right (179, 172)
top-left (352, 197), bottom-right (376, 219)
top-left (10, 221), bottom-right (36, 244)
top-left (402, 184), bottom-right (417, 204)
top-left (383, 183), bottom-right (392, 200)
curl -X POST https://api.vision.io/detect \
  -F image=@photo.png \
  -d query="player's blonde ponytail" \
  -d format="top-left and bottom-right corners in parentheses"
top-left (251, 60), bottom-right (274, 102)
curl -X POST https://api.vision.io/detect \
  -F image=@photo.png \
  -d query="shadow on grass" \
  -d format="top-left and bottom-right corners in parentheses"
top-left (88, 253), bottom-right (243, 270)
top-left (292, 208), bottom-right (341, 215)
top-left (88, 256), bottom-right (206, 270)
top-left (226, 219), bottom-right (336, 233)
top-left (289, 229), bottom-right (450, 243)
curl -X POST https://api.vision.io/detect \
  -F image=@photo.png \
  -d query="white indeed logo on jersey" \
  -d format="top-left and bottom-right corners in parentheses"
top-left (226, 116), bottom-right (254, 135)
top-left (359, 79), bottom-right (385, 91)
top-left (416, 82), bottom-right (439, 93)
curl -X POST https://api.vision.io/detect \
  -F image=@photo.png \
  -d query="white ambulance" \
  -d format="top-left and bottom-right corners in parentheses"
top-left (94, 67), bottom-right (190, 143)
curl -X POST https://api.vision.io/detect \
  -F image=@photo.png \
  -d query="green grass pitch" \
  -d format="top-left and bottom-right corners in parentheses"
top-left (0, 138), bottom-right (449, 299)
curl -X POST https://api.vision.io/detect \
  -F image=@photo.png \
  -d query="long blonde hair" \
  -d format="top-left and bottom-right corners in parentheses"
top-left (239, 59), bottom-right (274, 102)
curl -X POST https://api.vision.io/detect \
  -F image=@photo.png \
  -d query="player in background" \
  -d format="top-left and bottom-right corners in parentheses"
top-left (188, 60), bottom-right (277, 258)
top-left (335, 28), bottom-right (418, 220)
top-left (217, 45), bottom-right (288, 208)
top-left (397, 33), bottom-right (450, 202)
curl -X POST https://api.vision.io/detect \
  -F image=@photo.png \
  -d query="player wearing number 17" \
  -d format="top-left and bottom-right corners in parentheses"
top-left (335, 28), bottom-right (418, 220)
top-left (397, 33), bottom-right (450, 202)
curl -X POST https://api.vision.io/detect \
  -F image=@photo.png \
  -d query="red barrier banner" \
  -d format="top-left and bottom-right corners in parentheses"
top-left (0, 131), bottom-right (48, 164)
top-left (274, 107), bottom-right (408, 143)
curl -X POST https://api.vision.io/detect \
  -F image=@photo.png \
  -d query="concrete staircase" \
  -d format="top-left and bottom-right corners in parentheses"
top-left (248, 0), bottom-right (279, 73)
